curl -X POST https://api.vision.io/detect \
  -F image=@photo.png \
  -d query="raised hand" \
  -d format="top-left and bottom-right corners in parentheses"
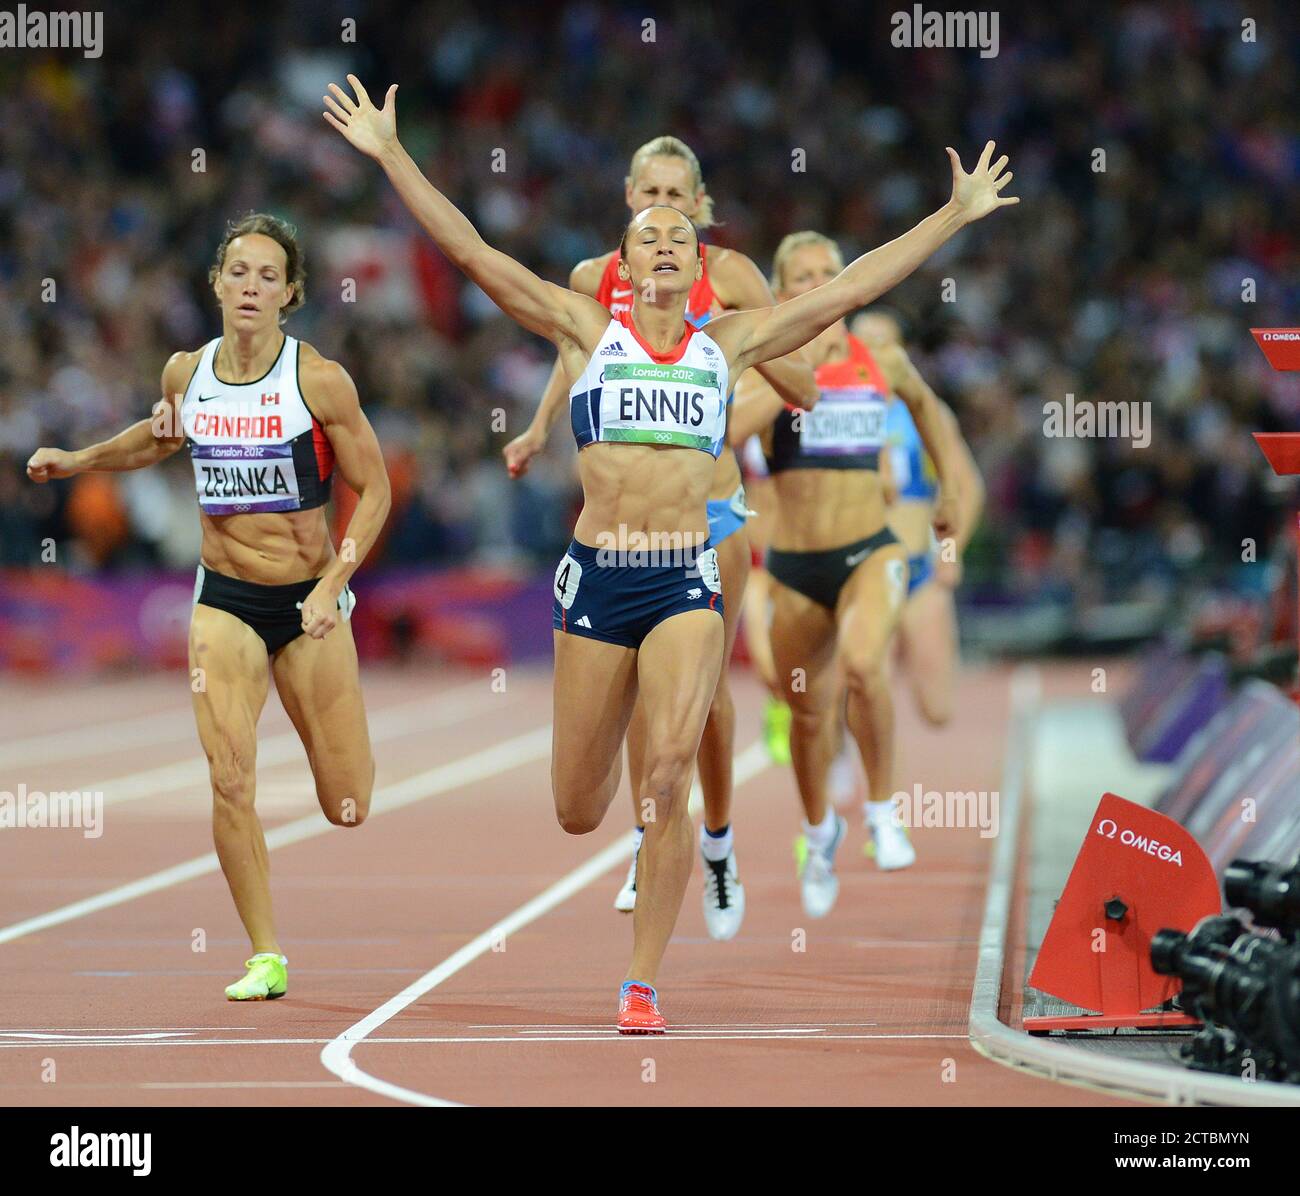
top-left (946, 141), bottom-right (1017, 225)
top-left (26, 447), bottom-right (78, 482)
top-left (323, 74), bottom-right (399, 161)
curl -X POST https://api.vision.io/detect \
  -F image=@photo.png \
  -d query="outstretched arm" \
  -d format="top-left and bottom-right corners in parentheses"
top-left (26, 352), bottom-right (193, 482)
top-left (710, 143), bottom-right (1017, 375)
top-left (324, 76), bottom-right (608, 354)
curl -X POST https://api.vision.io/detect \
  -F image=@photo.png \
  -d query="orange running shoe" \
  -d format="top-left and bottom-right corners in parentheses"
top-left (617, 981), bottom-right (666, 1034)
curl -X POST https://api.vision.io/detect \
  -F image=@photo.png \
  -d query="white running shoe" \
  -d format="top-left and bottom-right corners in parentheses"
top-left (865, 808), bottom-right (917, 871)
top-left (701, 849), bottom-right (745, 941)
top-left (798, 815), bottom-right (847, 919)
top-left (614, 846), bottom-right (639, 912)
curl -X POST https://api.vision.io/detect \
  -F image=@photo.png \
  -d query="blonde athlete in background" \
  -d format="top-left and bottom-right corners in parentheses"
top-left (753, 311), bottom-right (987, 819)
top-left (326, 74), bottom-right (1015, 1027)
top-left (503, 136), bottom-right (818, 939)
top-left (27, 213), bottom-right (391, 1000)
top-left (852, 309), bottom-right (985, 728)
top-left (729, 232), bottom-right (967, 914)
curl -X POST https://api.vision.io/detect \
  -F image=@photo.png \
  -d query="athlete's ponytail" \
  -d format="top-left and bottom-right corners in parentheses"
top-left (209, 212), bottom-right (307, 323)
top-left (626, 136), bottom-right (716, 229)
top-left (769, 231), bottom-right (843, 294)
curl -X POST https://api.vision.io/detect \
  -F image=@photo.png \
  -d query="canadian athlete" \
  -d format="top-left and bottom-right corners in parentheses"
top-left (28, 213), bottom-right (391, 1000)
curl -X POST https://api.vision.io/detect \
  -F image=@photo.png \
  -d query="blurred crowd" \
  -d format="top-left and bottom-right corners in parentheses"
top-left (2, 0), bottom-right (1298, 608)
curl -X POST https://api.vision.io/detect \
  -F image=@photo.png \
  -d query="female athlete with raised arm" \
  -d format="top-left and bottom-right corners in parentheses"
top-left (503, 136), bottom-right (819, 939)
top-left (727, 231), bottom-right (975, 915)
top-left (325, 73), bottom-right (1015, 1030)
top-left (852, 308), bottom-right (986, 727)
top-left (27, 213), bottom-right (391, 1000)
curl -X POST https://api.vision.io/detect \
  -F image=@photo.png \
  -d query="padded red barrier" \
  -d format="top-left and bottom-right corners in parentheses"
top-left (1027, 793), bottom-right (1221, 1028)
top-left (1251, 330), bottom-right (1300, 375)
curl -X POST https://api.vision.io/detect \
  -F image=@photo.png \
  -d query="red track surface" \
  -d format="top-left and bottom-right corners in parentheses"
top-left (0, 663), bottom-right (1133, 1106)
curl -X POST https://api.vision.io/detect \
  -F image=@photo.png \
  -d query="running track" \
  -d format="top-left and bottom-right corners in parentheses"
top-left (0, 662), bottom-right (1133, 1106)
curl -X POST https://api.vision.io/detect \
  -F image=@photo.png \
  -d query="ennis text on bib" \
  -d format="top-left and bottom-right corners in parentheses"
top-left (181, 336), bottom-right (334, 516)
top-left (570, 312), bottom-right (729, 457)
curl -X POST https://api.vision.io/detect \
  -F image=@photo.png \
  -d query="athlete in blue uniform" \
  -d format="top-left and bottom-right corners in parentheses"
top-left (326, 77), bottom-right (1016, 1027)
top-left (853, 309), bottom-right (985, 729)
top-left (325, 77), bottom-right (1013, 1029)
top-left (503, 137), bottom-right (819, 940)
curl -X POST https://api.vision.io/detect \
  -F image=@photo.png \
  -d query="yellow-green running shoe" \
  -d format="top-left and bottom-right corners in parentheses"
top-left (763, 697), bottom-right (792, 765)
top-left (225, 953), bottom-right (287, 1001)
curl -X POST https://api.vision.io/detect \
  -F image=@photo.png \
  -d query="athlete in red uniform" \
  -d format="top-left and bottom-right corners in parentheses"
top-left (729, 231), bottom-right (966, 913)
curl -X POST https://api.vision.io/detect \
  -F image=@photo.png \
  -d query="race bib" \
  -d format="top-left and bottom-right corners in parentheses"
top-left (192, 443), bottom-right (301, 515)
top-left (554, 553), bottom-right (583, 609)
top-left (598, 362), bottom-right (725, 452)
top-left (799, 392), bottom-right (888, 456)
top-left (694, 547), bottom-right (721, 594)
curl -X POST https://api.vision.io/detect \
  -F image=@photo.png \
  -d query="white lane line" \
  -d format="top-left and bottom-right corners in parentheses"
top-left (0, 678), bottom-right (512, 772)
top-left (141, 1081), bottom-right (350, 1090)
top-left (510, 1026), bottom-right (828, 1034)
top-left (48, 682), bottom-right (515, 815)
top-left (0, 725), bottom-right (552, 946)
top-left (0, 1031), bottom-right (195, 1041)
top-left (320, 742), bottom-right (772, 1107)
top-left (0, 681), bottom-right (180, 743)
top-left (0, 1032), bottom-right (964, 1050)
top-left (0, 708), bottom-right (198, 770)
top-left (470, 1022), bottom-right (881, 1029)
top-left (0, 1040), bottom-right (341, 1049)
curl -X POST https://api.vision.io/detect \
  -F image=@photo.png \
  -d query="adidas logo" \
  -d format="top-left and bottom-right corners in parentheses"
top-left (601, 340), bottom-right (628, 357)
top-left (575, 615), bottom-right (593, 628)
top-left (687, 587), bottom-right (702, 600)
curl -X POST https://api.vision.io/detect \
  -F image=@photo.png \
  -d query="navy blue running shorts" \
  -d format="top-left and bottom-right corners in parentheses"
top-left (552, 538), bottom-right (723, 648)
